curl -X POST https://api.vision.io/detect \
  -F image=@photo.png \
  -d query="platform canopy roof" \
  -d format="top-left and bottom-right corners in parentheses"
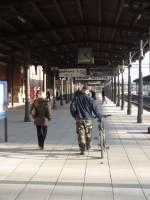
top-left (0, 0), bottom-right (150, 74)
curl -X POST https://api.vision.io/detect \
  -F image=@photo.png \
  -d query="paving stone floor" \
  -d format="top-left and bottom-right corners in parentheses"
top-left (0, 98), bottom-right (150, 200)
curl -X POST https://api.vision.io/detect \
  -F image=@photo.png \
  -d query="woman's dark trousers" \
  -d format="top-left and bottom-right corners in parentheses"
top-left (36, 125), bottom-right (47, 149)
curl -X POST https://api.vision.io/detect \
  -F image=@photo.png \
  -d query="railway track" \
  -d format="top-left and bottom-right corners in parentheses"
top-left (125, 95), bottom-right (150, 112)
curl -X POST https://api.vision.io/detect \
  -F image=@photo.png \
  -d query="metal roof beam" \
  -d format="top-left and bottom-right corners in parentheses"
top-left (95, 50), bottom-right (124, 55)
top-left (30, 3), bottom-right (61, 43)
top-left (28, 40), bottom-right (134, 51)
top-left (49, 39), bottom-right (135, 47)
top-left (10, 6), bottom-right (34, 29)
top-left (34, 48), bottom-right (124, 55)
top-left (0, 0), bottom-right (49, 7)
top-left (76, 0), bottom-right (88, 40)
top-left (31, 3), bottom-right (50, 26)
top-left (97, 0), bottom-right (102, 51)
top-left (53, 0), bottom-right (74, 40)
top-left (0, 41), bottom-right (12, 50)
top-left (110, 0), bottom-right (126, 41)
top-left (0, 23), bottom-right (146, 38)
top-left (77, 0), bottom-right (84, 22)
top-left (0, 18), bottom-right (17, 32)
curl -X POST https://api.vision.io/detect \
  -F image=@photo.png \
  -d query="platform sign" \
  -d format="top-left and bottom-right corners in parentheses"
top-left (59, 68), bottom-right (87, 78)
top-left (89, 70), bottom-right (118, 76)
top-left (0, 80), bottom-right (8, 120)
top-left (76, 76), bottom-right (111, 81)
top-left (78, 48), bottom-right (94, 64)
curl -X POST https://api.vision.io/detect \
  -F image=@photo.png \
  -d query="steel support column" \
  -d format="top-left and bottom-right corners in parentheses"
top-left (24, 51), bottom-right (31, 122)
top-left (114, 76), bottom-right (117, 104)
top-left (149, 26), bottom-right (150, 74)
top-left (116, 72), bottom-right (120, 106)
top-left (67, 79), bottom-right (70, 102)
top-left (43, 68), bottom-right (47, 94)
top-left (68, 79), bottom-right (71, 102)
top-left (53, 73), bottom-right (57, 109)
top-left (10, 59), bottom-right (14, 107)
top-left (127, 53), bottom-right (132, 115)
top-left (111, 77), bottom-right (114, 101)
top-left (121, 63), bottom-right (125, 110)
top-left (65, 78), bottom-right (68, 104)
top-left (70, 78), bottom-right (73, 101)
top-left (137, 40), bottom-right (144, 123)
top-left (60, 78), bottom-right (64, 106)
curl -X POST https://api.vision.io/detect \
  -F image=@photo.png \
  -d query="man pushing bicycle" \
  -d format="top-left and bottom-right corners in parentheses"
top-left (70, 85), bottom-right (103, 155)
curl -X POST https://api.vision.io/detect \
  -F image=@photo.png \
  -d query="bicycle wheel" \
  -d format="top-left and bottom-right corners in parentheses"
top-left (98, 128), bottom-right (104, 159)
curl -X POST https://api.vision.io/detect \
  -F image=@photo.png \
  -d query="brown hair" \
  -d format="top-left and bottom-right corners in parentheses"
top-left (82, 85), bottom-right (89, 91)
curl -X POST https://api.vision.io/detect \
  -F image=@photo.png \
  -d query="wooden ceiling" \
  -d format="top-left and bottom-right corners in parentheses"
top-left (0, 0), bottom-right (150, 74)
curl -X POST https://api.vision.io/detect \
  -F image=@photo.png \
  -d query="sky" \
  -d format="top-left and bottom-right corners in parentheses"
top-left (123, 51), bottom-right (150, 83)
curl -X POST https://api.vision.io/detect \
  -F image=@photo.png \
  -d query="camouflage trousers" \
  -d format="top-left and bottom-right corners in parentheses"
top-left (76, 119), bottom-right (92, 151)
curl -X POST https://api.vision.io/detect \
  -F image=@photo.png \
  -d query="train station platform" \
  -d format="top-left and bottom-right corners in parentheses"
top-left (0, 97), bottom-right (150, 200)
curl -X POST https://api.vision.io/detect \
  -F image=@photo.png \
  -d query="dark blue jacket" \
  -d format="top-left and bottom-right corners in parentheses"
top-left (70, 91), bottom-right (102, 119)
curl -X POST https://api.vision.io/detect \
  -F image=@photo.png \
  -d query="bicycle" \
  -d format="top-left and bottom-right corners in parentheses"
top-left (97, 114), bottom-right (111, 159)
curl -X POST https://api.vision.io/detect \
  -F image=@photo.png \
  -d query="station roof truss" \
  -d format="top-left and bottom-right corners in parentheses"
top-left (0, 0), bottom-right (150, 75)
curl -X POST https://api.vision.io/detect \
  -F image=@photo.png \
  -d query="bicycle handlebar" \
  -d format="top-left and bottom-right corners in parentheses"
top-left (92, 114), bottom-right (111, 120)
top-left (97, 114), bottom-right (111, 122)
top-left (102, 114), bottom-right (111, 118)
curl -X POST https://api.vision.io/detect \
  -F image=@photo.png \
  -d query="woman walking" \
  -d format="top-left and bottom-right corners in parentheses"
top-left (31, 91), bottom-right (51, 150)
